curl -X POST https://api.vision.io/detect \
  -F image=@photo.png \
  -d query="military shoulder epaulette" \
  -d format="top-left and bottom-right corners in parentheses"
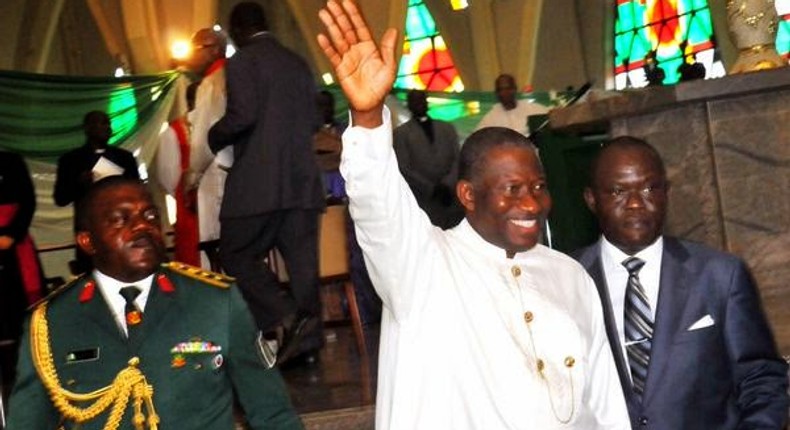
top-left (163, 261), bottom-right (235, 289)
top-left (27, 276), bottom-right (82, 310)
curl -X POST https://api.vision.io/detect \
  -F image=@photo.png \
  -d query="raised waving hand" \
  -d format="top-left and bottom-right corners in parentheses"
top-left (317, 0), bottom-right (398, 127)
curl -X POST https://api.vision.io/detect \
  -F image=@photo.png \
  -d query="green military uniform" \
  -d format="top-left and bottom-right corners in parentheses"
top-left (7, 262), bottom-right (303, 429)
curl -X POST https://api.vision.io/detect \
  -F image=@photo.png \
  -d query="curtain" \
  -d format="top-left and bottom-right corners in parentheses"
top-left (0, 69), bottom-right (181, 254)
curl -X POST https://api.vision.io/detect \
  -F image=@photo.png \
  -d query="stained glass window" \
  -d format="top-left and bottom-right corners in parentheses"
top-left (778, 0), bottom-right (790, 60)
top-left (395, 0), bottom-right (464, 92)
top-left (613, 0), bottom-right (724, 89)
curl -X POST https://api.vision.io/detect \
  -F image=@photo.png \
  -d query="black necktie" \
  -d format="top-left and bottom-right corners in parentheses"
top-left (119, 286), bottom-right (143, 338)
top-left (622, 257), bottom-right (652, 399)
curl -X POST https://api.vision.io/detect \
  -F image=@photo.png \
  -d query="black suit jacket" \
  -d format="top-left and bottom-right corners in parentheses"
top-left (574, 237), bottom-right (788, 429)
top-left (208, 34), bottom-right (324, 219)
top-left (53, 144), bottom-right (139, 208)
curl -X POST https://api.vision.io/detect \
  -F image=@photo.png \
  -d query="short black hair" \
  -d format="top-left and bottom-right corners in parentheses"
top-left (459, 127), bottom-right (539, 183)
top-left (588, 135), bottom-right (666, 187)
top-left (82, 110), bottom-right (107, 127)
top-left (75, 176), bottom-right (148, 232)
top-left (230, 2), bottom-right (268, 33)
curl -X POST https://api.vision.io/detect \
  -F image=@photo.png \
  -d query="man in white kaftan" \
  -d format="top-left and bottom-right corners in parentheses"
top-left (342, 108), bottom-right (628, 429)
top-left (475, 74), bottom-right (549, 136)
top-left (317, 2), bottom-right (629, 429)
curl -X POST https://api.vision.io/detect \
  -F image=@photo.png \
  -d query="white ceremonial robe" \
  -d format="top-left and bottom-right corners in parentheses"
top-left (341, 108), bottom-right (629, 430)
top-left (190, 63), bottom-right (229, 259)
top-left (475, 99), bottom-right (549, 136)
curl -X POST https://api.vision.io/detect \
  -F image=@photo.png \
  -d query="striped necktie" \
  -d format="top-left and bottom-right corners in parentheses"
top-left (622, 256), bottom-right (652, 399)
top-left (119, 286), bottom-right (143, 338)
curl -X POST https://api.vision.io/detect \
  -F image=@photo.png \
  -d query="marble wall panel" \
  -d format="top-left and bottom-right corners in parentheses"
top-left (707, 90), bottom-right (790, 353)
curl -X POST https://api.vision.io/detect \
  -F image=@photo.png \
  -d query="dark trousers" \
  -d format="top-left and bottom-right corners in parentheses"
top-left (220, 209), bottom-right (321, 335)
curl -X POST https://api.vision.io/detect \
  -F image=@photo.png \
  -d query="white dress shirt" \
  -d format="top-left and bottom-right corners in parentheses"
top-left (341, 107), bottom-right (629, 430)
top-left (94, 270), bottom-right (154, 336)
top-left (600, 235), bottom-right (663, 377)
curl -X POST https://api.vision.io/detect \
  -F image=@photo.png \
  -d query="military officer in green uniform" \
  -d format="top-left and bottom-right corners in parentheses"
top-left (6, 176), bottom-right (302, 429)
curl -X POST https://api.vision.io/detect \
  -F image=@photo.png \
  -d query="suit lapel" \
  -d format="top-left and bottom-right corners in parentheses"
top-left (642, 238), bottom-right (691, 404)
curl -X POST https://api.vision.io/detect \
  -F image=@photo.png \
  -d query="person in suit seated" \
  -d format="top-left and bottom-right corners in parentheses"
top-left (54, 110), bottom-right (139, 274)
top-left (6, 176), bottom-right (302, 430)
top-left (574, 136), bottom-right (789, 429)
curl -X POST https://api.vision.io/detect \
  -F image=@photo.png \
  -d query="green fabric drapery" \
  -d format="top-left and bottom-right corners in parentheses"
top-left (0, 70), bottom-right (180, 161)
top-left (0, 70), bottom-right (182, 273)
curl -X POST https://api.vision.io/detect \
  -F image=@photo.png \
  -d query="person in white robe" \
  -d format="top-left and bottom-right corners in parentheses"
top-left (475, 74), bottom-right (549, 136)
top-left (316, 2), bottom-right (630, 429)
top-left (184, 28), bottom-right (233, 269)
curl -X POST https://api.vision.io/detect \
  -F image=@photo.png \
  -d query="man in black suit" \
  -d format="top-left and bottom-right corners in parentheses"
top-left (208, 2), bottom-right (325, 364)
top-left (393, 89), bottom-right (464, 229)
top-left (54, 110), bottom-right (139, 274)
top-left (574, 136), bottom-right (788, 429)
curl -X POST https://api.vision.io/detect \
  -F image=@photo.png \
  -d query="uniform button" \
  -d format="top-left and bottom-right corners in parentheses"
top-left (511, 266), bottom-right (521, 277)
top-left (639, 416), bottom-right (648, 426)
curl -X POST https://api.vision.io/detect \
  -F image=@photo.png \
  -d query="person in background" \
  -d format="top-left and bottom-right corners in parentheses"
top-left (316, 1), bottom-right (629, 428)
top-left (184, 28), bottom-right (232, 270)
top-left (54, 110), bottom-right (139, 274)
top-left (313, 89), bottom-right (346, 203)
top-left (156, 81), bottom-right (201, 266)
top-left (6, 176), bottom-right (302, 430)
top-left (0, 150), bottom-right (44, 409)
top-left (574, 136), bottom-right (788, 429)
top-left (475, 74), bottom-right (549, 136)
top-left (394, 89), bottom-right (463, 229)
top-left (312, 89), bottom-right (382, 327)
top-left (209, 2), bottom-right (325, 365)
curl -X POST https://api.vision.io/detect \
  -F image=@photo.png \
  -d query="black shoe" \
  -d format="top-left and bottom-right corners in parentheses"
top-left (277, 314), bottom-right (319, 366)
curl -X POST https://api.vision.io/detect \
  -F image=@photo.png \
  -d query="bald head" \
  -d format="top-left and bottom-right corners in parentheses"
top-left (190, 28), bottom-right (226, 75)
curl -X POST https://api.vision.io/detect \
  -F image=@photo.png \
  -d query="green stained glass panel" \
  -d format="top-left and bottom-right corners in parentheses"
top-left (614, 0), bottom-right (718, 88)
top-left (396, 0), bottom-right (463, 92)
top-left (778, 16), bottom-right (790, 58)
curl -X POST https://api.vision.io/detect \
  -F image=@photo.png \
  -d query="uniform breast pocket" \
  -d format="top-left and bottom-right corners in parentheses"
top-left (59, 347), bottom-right (106, 391)
top-left (168, 345), bottom-right (227, 395)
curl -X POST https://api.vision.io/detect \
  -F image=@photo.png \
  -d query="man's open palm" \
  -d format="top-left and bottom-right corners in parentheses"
top-left (317, 0), bottom-right (398, 113)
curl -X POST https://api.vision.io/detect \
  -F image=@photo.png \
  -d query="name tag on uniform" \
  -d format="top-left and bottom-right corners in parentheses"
top-left (65, 348), bottom-right (100, 363)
